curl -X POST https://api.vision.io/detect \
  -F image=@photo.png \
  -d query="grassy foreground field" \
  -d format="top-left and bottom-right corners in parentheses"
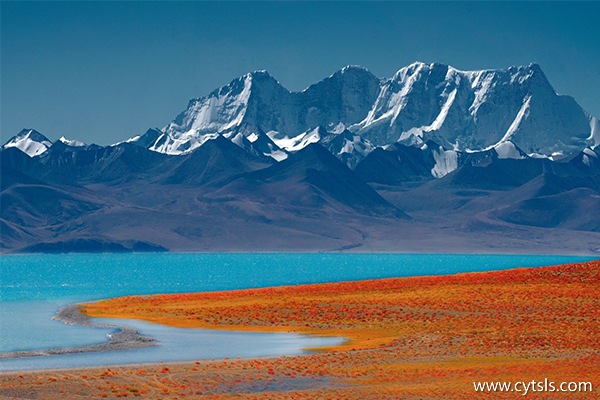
top-left (1, 260), bottom-right (598, 399)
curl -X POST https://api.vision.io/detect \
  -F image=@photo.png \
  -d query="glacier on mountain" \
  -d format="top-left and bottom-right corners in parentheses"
top-left (431, 147), bottom-right (458, 178)
top-left (493, 141), bottom-right (527, 160)
top-left (3, 129), bottom-right (52, 157)
top-left (355, 62), bottom-right (595, 157)
top-left (3, 63), bottom-right (598, 181)
top-left (133, 62), bottom-right (596, 166)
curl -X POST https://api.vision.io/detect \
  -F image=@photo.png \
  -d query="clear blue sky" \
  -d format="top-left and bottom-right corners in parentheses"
top-left (2, 1), bottom-right (599, 145)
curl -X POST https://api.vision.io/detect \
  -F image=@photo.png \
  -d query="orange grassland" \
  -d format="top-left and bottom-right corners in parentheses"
top-left (1, 260), bottom-right (598, 399)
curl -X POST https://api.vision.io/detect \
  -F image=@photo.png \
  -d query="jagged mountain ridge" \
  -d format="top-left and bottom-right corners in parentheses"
top-left (356, 63), bottom-right (598, 154)
top-left (3, 129), bottom-right (53, 157)
top-left (211, 143), bottom-right (407, 218)
top-left (149, 66), bottom-right (381, 158)
top-left (2, 136), bottom-right (599, 252)
top-left (2, 63), bottom-right (600, 253)
top-left (0, 141), bottom-right (410, 252)
top-left (3, 63), bottom-right (599, 174)
top-left (139, 62), bottom-right (599, 161)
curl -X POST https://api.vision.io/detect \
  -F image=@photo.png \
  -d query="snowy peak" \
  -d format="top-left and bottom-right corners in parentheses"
top-left (11, 63), bottom-right (595, 170)
top-left (328, 64), bottom-right (379, 84)
top-left (166, 74), bottom-right (254, 135)
top-left (59, 136), bottom-right (86, 147)
top-left (154, 65), bottom-right (383, 158)
top-left (2, 129), bottom-right (53, 157)
top-left (147, 62), bottom-right (597, 164)
top-left (122, 128), bottom-right (163, 148)
top-left (301, 65), bottom-right (381, 128)
top-left (356, 62), bottom-right (594, 156)
top-left (155, 70), bottom-right (291, 155)
top-left (339, 65), bottom-right (372, 74)
top-left (506, 63), bottom-right (553, 89)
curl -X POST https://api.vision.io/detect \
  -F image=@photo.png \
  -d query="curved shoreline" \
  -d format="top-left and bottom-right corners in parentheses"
top-left (0, 304), bottom-right (157, 360)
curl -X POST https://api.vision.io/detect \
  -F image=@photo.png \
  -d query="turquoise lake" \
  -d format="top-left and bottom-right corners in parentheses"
top-left (0, 253), bottom-right (594, 371)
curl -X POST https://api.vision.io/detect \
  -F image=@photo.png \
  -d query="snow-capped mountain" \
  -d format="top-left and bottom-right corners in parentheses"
top-left (4, 63), bottom-right (600, 254)
top-left (3, 75), bottom-right (600, 254)
top-left (123, 62), bottom-right (598, 169)
top-left (4, 63), bottom-right (599, 179)
top-left (2, 129), bottom-right (52, 157)
top-left (356, 62), bottom-right (598, 156)
top-left (135, 66), bottom-right (381, 158)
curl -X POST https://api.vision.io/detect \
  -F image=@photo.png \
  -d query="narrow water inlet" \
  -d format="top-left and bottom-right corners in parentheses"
top-left (1, 253), bottom-right (592, 371)
top-left (0, 302), bottom-right (345, 371)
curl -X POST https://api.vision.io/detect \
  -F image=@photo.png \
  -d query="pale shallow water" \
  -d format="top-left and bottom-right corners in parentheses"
top-left (0, 253), bottom-right (593, 371)
top-left (0, 317), bottom-right (344, 371)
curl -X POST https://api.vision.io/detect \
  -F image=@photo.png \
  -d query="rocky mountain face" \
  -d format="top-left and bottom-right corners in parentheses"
top-left (2, 63), bottom-right (599, 254)
top-left (136, 62), bottom-right (598, 164)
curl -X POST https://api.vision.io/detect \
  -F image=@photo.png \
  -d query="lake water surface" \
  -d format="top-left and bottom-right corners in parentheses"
top-left (0, 253), bottom-right (593, 371)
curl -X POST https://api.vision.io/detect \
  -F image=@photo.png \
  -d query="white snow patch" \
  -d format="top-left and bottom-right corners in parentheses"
top-left (264, 143), bottom-right (288, 161)
top-left (500, 95), bottom-right (531, 143)
top-left (468, 71), bottom-right (495, 115)
top-left (230, 132), bottom-right (246, 148)
top-left (3, 130), bottom-right (52, 157)
top-left (155, 73), bottom-right (255, 155)
top-left (190, 75), bottom-right (251, 134)
top-left (583, 148), bottom-right (598, 158)
top-left (394, 85), bottom-right (456, 145)
top-left (431, 147), bottom-right (458, 178)
top-left (150, 131), bottom-right (218, 155)
top-left (390, 66), bottom-right (423, 126)
top-left (59, 136), bottom-right (86, 147)
top-left (358, 63), bottom-right (423, 129)
top-left (111, 135), bottom-right (142, 146)
top-left (589, 117), bottom-right (600, 147)
top-left (339, 135), bottom-right (374, 156)
top-left (267, 128), bottom-right (321, 152)
top-left (429, 88), bottom-right (457, 131)
top-left (549, 151), bottom-right (566, 161)
top-left (527, 153), bottom-right (548, 159)
top-left (247, 132), bottom-right (259, 143)
top-left (494, 141), bottom-right (525, 159)
top-left (330, 122), bottom-right (347, 134)
top-left (583, 155), bottom-right (590, 167)
top-left (398, 127), bottom-right (427, 145)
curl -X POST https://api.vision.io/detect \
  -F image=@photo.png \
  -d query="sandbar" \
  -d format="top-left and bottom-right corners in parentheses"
top-left (0, 304), bottom-right (156, 360)
top-left (1, 260), bottom-right (598, 398)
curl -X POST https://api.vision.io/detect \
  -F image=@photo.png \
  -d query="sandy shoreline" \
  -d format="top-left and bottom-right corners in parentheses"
top-left (0, 304), bottom-right (156, 360)
top-left (1, 260), bottom-right (598, 399)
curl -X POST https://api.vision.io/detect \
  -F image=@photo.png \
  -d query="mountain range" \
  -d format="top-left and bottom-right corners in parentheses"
top-left (2, 63), bottom-right (599, 254)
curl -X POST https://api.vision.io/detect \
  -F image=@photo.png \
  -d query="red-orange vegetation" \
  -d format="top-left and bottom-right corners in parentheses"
top-left (1, 260), bottom-right (598, 399)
